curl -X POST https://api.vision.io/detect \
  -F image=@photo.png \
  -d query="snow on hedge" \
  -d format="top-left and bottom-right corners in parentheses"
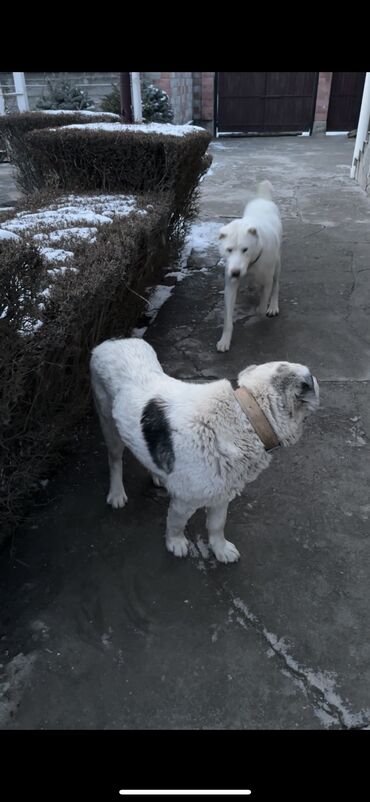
top-left (33, 226), bottom-right (98, 245)
top-left (0, 193), bottom-right (149, 335)
top-left (0, 194), bottom-right (145, 249)
top-left (50, 122), bottom-right (206, 137)
top-left (37, 110), bottom-right (120, 119)
top-left (0, 229), bottom-right (20, 241)
top-left (39, 247), bottom-right (74, 264)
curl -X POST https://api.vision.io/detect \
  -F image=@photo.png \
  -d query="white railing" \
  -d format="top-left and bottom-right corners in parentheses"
top-left (0, 72), bottom-right (29, 114)
top-left (351, 72), bottom-right (370, 179)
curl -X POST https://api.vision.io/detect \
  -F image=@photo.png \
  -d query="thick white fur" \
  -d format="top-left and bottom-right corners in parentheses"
top-left (217, 180), bottom-right (282, 352)
top-left (90, 338), bottom-right (319, 564)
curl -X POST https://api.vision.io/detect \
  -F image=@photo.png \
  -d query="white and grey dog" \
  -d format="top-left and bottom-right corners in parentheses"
top-left (90, 338), bottom-right (319, 564)
top-left (217, 180), bottom-right (282, 352)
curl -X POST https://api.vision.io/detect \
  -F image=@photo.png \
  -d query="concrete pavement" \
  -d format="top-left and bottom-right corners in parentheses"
top-left (1, 134), bottom-right (370, 729)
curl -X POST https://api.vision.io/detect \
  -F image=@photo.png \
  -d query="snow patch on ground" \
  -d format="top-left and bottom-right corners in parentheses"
top-left (131, 327), bottom-right (148, 338)
top-left (232, 596), bottom-right (370, 729)
top-left (146, 285), bottom-right (174, 322)
top-left (165, 220), bottom-right (221, 283)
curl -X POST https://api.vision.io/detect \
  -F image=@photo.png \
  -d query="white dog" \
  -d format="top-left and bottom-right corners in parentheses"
top-left (90, 338), bottom-right (319, 564)
top-left (217, 180), bottom-right (282, 352)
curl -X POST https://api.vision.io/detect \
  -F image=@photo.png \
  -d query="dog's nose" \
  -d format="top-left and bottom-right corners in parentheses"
top-left (230, 269), bottom-right (240, 278)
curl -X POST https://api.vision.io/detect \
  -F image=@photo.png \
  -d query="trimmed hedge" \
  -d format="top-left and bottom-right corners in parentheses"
top-left (0, 121), bottom-right (212, 541)
top-left (23, 124), bottom-right (212, 219)
top-left (0, 194), bottom-right (170, 542)
top-left (0, 111), bottom-right (121, 192)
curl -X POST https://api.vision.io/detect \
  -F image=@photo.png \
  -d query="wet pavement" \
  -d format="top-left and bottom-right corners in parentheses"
top-left (1, 134), bottom-right (370, 729)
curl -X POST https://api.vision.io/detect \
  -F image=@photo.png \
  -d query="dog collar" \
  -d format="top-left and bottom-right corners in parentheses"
top-left (233, 386), bottom-right (281, 452)
top-left (249, 248), bottom-right (263, 267)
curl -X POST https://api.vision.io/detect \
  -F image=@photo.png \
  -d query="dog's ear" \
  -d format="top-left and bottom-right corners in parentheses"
top-left (219, 227), bottom-right (227, 239)
top-left (244, 364), bottom-right (257, 373)
top-left (237, 364), bottom-right (257, 383)
top-left (248, 227), bottom-right (257, 236)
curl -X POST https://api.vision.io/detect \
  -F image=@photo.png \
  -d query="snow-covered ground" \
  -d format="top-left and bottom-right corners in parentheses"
top-left (132, 219), bottom-right (220, 337)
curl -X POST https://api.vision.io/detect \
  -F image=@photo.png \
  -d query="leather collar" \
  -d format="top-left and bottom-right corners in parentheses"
top-left (234, 386), bottom-right (280, 452)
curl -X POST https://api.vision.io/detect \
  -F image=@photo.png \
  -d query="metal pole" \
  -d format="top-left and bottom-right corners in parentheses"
top-left (119, 73), bottom-right (133, 123)
top-left (131, 72), bottom-right (142, 122)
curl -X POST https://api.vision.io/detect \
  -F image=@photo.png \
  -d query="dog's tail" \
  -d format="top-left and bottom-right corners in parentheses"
top-left (256, 179), bottom-right (273, 200)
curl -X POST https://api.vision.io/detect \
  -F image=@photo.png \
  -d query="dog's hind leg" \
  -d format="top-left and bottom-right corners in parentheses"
top-left (106, 434), bottom-right (127, 509)
top-left (166, 498), bottom-right (197, 557)
top-left (266, 255), bottom-right (281, 317)
top-left (92, 382), bottom-right (128, 509)
top-left (100, 414), bottom-right (127, 509)
top-left (206, 502), bottom-right (240, 563)
top-left (257, 274), bottom-right (274, 316)
top-left (217, 273), bottom-right (240, 352)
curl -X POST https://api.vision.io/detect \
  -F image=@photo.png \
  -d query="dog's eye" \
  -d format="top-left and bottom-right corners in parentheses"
top-left (242, 248), bottom-right (248, 253)
top-left (227, 247), bottom-right (233, 253)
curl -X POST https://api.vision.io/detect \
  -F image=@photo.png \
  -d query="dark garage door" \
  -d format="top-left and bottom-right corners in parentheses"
top-left (326, 72), bottom-right (366, 132)
top-left (217, 72), bottom-right (319, 134)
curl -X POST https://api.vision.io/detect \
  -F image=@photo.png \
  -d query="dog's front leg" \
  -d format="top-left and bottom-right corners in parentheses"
top-left (206, 502), bottom-right (240, 563)
top-left (266, 255), bottom-right (281, 317)
top-left (217, 274), bottom-right (239, 352)
top-left (166, 498), bottom-right (197, 558)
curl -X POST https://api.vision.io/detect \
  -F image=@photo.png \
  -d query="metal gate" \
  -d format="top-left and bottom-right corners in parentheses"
top-left (216, 72), bottom-right (318, 135)
top-left (326, 72), bottom-right (366, 132)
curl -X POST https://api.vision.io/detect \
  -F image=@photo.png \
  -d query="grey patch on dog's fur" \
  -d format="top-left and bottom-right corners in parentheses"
top-left (141, 398), bottom-right (175, 474)
top-left (273, 364), bottom-right (298, 389)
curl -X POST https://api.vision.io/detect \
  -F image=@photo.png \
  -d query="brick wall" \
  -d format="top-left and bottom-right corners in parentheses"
top-left (144, 72), bottom-right (216, 126)
top-left (201, 72), bottom-right (215, 122)
top-left (145, 72), bottom-right (171, 98)
top-left (143, 72), bottom-right (193, 123)
top-left (313, 72), bottom-right (333, 132)
top-left (170, 73), bottom-right (193, 123)
top-left (191, 71), bottom-right (215, 131)
top-left (192, 72), bottom-right (202, 120)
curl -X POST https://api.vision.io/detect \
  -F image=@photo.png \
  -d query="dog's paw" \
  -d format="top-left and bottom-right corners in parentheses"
top-left (152, 474), bottom-right (164, 488)
top-left (211, 539), bottom-right (240, 564)
top-left (266, 301), bottom-right (279, 317)
top-left (217, 337), bottom-right (231, 353)
top-left (166, 535), bottom-right (189, 558)
top-left (107, 488), bottom-right (127, 508)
